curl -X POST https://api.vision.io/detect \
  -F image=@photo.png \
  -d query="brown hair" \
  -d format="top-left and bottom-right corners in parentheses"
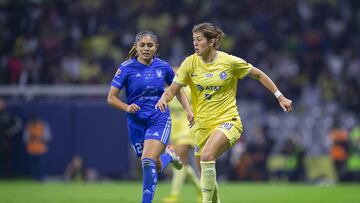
top-left (192, 22), bottom-right (225, 49)
top-left (126, 31), bottom-right (158, 60)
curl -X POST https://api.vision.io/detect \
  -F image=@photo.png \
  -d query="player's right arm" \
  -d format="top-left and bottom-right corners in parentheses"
top-left (107, 86), bottom-right (140, 113)
top-left (107, 66), bottom-right (140, 113)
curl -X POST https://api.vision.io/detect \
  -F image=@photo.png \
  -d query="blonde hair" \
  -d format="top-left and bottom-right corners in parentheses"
top-left (126, 31), bottom-right (158, 60)
top-left (192, 22), bottom-right (225, 49)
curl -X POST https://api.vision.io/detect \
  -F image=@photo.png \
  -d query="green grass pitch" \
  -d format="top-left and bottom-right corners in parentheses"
top-left (0, 180), bottom-right (359, 203)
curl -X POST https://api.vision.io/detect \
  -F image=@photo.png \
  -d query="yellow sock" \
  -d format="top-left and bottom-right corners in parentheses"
top-left (170, 167), bottom-right (186, 196)
top-left (200, 161), bottom-right (216, 203)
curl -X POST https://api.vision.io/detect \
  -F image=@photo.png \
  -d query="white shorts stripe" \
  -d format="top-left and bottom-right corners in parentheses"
top-left (161, 118), bottom-right (171, 143)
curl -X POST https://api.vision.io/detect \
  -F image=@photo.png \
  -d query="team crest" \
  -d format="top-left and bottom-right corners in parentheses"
top-left (156, 69), bottom-right (162, 78)
top-left (219, 71), bottom-right (227, 80)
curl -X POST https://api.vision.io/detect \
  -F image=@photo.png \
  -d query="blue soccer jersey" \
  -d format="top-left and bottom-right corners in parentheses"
top-left (111, 57), bottom-right (174, 156)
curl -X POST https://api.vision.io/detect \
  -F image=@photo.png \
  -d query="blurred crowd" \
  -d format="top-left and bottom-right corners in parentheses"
top-left (0, 0), bottom-right (359, 111)
top-left (0, 0), bottom-right (359, 182)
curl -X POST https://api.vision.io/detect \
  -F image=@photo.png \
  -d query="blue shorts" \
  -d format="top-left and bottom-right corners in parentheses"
top-left (127, 111), bottom-right (171, 157)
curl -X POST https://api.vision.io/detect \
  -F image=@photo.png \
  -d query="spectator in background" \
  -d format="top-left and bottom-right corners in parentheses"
top-left (79, 57), bottom-right (102, 84)
top-left (280, 133), bottom-right (305, 181)
top-left (23, 113), bottom-right (51, 181)
top-left (346, 123), bottom-right (360, 181)
top-left (329, 120), bottom-right (349, 181)
top-left (64, 155), bottom-right (86, 182)
top-left (247, 127), bottom-right (273, 181)
top-left (0, 99), bottom-right (22, 178)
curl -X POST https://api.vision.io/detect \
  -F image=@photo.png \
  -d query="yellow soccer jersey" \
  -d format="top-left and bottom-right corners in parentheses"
top-left (174, 51), bottom-right (253, 128)
top-left (168, 87), bottom-right (194, 145)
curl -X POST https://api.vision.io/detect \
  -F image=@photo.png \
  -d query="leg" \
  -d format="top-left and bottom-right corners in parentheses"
top-left (167, 144), bottom-right (190, 199)
top-left (141, 139), bottom-right (166, 203)
top-left (163, 144), bottom-right (197, 203)
top-left (175, 144), bottom-right (191, 165)
top-left (176, 145), bottom-right (200, 189)
top-left (200, 130), bottom-right (230, 203)
top-left (146, 117), bottom-right (179, 173)
top-left (180, 147), bottom-right (201, 203)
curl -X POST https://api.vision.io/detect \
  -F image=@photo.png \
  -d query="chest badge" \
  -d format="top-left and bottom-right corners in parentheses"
top-left (156, 69), bottom-right (162, 78)
top-left (219, 71), bottom-right (227, 80)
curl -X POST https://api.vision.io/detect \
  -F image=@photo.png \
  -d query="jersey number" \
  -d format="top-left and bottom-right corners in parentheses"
top-left (133, 143), bottom-right (143, 154)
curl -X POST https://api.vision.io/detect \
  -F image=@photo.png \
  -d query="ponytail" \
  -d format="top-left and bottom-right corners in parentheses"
top-left (126, 46), bottom-right (137, 60)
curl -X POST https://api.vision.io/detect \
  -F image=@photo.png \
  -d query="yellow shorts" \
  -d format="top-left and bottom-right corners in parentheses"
top-left (170, 119), bottom-right (195, 146)
top-left (193, 120), bottom-right (243, 156)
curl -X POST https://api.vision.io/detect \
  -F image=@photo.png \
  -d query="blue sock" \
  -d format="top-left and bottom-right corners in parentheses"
top-left (159, 153), bottom-right (172, 173)
top-left (141, 158), bottom-right (158, 203)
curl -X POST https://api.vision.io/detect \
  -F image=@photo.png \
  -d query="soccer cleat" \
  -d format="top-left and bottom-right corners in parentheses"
top-left (162, 194), bottom-right (179, 203)
top-left (166, 145), bottom-right (183, 170)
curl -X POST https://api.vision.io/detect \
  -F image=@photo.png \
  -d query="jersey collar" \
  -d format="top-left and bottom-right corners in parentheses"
top-left (133, 56), bottom-right (156, 67)
top-left (199, 51), bottom-right (218, 64)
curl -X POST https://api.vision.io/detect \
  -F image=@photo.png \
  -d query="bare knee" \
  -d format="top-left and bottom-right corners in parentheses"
top-left (175, 145), bottom-right (190, 165)
top-left (141, 153), bottom-right (158, 161)
top-left (201, 149), bottom-right (216, 161)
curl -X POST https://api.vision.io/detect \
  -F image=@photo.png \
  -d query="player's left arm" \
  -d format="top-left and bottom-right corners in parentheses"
top-left (175, 88), bottom-right (194, 127)
top-left (248, 67), bottom-right (293, 112)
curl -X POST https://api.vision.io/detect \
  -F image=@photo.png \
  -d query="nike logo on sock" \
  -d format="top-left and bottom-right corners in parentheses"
top-left (202, 188), bottom-right (213, 192)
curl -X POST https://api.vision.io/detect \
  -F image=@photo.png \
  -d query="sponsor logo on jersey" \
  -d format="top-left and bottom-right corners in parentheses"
top-left (196, 84), bottom-right (204, 91)
top-left (191, 73), bottom-right (197, 77)
top-left (205, 86), bottom-right (221, 91)
top-left (219, 71), bottom-right (227, 80)
top-left (204, 94), bottom-right (212, 100)
top-left (205, 73), bottom-right (213, 78)
top-left (136, 73), bottom-right (141, 77)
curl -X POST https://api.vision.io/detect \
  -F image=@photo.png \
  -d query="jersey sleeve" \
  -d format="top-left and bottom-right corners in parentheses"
top-left (111, 66), bottom-right (127, 89)
top-left (232, 55), bottom-right (254, 79)
top-left (174, 57), bottom-right (191, 86)
top-left (164, 64), bottom-right (175, 86)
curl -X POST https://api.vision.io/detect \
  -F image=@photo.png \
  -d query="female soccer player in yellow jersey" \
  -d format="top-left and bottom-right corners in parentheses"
top-left (162, 69), bottom-right (201, 203)
top-left (156, 22), bottom-right (292, 203)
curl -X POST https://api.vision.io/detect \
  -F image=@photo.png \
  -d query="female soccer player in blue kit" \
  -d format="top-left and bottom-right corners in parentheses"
top-left (107, 31), bottom-right (194, 203)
